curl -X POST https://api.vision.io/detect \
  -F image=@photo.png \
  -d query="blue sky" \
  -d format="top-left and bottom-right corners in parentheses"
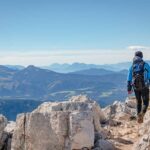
top-left (0, 0), bottom-right (150, 65)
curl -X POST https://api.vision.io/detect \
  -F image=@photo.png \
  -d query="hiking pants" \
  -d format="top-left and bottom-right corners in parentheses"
top-left (134, 87), bottom-right (149, 114)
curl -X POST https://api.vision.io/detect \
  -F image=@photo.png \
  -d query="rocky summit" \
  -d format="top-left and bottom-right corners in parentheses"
top-left (0, 95), bottom-right (150, 150)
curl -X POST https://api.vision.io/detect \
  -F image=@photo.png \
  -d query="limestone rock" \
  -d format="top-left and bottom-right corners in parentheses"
top-left (0, 114), bottom-right (8, 149)
top-left (11, 113), bottom-right (63, 150)
top-left (102, 101), bottom-right (125, 120)
top-left (125, 97), bottom-right (136, 108)
top-left (11, 95), bottom-right (105, 150)
top-left (103, 99), bottom-right (136, 123)
top-left (133, 128), bottom-right (150, 150)
top-left (1, 121), bottom-right (16, 150)
top-left (70, 111), bottom-right (94, 149)
top-left (4, 121), bottom-right (16, 134)
top-left (69, 95), bottom-right (92, 103)
top-left (0, 114), bottom-right (7, 138)
top-left (133, 111), bottom-right (150, 150)
top-left (115, 112), bottom-right (131, 121)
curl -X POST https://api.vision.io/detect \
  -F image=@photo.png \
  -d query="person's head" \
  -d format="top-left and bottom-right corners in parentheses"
top-left (135, 51), bottom-right (143, 58)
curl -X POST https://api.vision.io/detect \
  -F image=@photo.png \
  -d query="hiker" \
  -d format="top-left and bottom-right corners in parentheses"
top-left (127, 51), bottom-right (150, 123)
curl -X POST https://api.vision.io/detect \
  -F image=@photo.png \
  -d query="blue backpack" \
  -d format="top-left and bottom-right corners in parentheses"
top-left (132, 61), bottom-right (145, 91)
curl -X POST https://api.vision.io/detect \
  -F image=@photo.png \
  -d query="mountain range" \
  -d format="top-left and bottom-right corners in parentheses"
top-left (5, 61), bottom-right (150, 73)
top-left (42, 62), bottom-right (131, 73)
top-left (0, 65), bottom-right (127, 100)
top-left (0, 64), bottom-right (129, 120)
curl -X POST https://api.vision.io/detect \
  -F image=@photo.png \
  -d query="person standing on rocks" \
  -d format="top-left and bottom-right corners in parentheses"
top-left (127, 51), bottom-right (150, 123)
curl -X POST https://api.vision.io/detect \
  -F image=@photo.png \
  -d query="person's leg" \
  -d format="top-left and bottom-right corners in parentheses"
top-left (134, 90), bottom-right (144, 123)
top-left (134, 90), bottom-right (142, 114)
top-left (142, 87), bottom-right (149, 114)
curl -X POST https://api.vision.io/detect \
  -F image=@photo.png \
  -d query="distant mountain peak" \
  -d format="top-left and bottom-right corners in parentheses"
top-left (21, 65), bottom-right (42, 73)
top-left (26, 65), bottom-right (38, 69)
top-left (13, 66), bottom-right (61, 79)
top-left (25, 65), bottom-right (50, 72)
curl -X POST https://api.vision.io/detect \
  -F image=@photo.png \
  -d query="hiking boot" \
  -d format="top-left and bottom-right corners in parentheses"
top-left (137, 113), bottom-right (144, 124)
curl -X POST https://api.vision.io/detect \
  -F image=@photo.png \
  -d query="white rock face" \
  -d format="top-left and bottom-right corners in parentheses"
top-left (4, 121), bottom-right (16, 134)
top-left (103, 99), bottom-right (136, 122)
top-left (11, 95), bottom-right (105, 150)
top-left (125, 97), bottom-right (136, 108)
top-left (102, 101), bottom-right (125, 119)
top-left (1, 121), bottom-right (16, 150)
top-left (0, 114), bottom-right (8, 149)
top-left (0, 114), bottom-right (7, 138)
top-left (70, 111), bottom-right (94, 149)
top-left (11, 113), bottom-right (63, 150)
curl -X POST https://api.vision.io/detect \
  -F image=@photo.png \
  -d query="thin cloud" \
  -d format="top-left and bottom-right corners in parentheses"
top-left (0, 48), bottom-right (149, 66)
top-left (127, 45), bottom-right (150, 51)
top-left (0, 50), bottom-right (129, 66)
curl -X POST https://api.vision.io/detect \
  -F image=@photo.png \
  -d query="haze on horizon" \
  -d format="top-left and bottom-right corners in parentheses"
top-left (0, 0), bottom-right (150, 66)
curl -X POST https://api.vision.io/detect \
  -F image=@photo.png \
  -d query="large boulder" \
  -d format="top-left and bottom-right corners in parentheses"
top-left (11, 95), bottom-right (105, 150)
top-left (103, 99), bottom-right (136, 122)
top-left (102, 101), bottom-right (125, 120)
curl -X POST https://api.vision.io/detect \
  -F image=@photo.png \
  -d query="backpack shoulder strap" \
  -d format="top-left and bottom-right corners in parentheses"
top-left (141, 61), bottom-right (145, 69)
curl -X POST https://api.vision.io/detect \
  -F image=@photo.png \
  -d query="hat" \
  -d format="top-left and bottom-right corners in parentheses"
top-left (135, 51), bottom-right (143, 58)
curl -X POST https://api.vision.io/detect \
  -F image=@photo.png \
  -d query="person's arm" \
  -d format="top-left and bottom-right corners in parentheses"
top-left (127, 66), bottom-right (133, 92)
top-left (145, 63), bottom-right (150, 80)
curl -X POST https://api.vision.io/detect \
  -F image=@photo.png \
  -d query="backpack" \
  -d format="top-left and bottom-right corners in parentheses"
top-left (132, 61), bottom-right (145, 91)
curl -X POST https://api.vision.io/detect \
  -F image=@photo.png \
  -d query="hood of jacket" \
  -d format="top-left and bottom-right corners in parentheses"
top-left (133, 56), bottom-right (143, 64)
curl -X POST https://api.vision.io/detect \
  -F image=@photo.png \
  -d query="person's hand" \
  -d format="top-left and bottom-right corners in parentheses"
top-left (127, 81), bottom-right (132, 92)
top-left (128, 91), bottom-right (132, 95)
